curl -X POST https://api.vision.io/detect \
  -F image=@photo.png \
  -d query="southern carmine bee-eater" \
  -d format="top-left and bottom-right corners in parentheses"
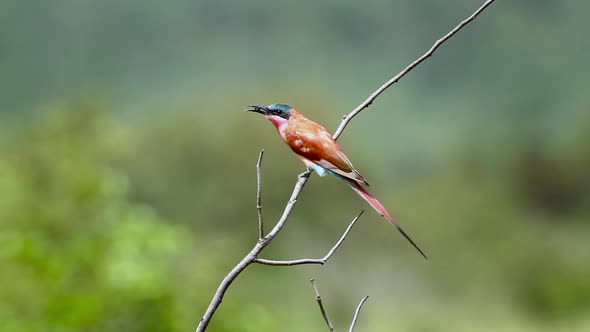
top-left (245, 103), bottom-right (427, 259)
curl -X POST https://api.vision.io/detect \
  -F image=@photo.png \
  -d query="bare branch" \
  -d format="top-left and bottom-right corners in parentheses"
top-left (196, 1), bottom-right (496, 330)
top-left (311, 279), bottom-right (370, 332)
top-left (196, 174), bottom-right (309, 332)
top-left (256, 149), bottom-right (265, 239)
top-left (333, 0), bottom-right (496, 140)
top-left (348, 296), bottom-right (369, 332)
top-left (311, 278), bottom-right (335, 332)
top-left (254, 210), bottom-right (364, 266)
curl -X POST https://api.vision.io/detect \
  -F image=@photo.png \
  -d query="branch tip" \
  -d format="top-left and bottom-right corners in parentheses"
top-left (332, 0), bottom-right (496, 140)
top-left (310, 278), bottom-right (335, 331)
top-left (348, 296), bottom-right (369, 332)
top-left (256, 149), bottom-right (264, 166)
top-left (256, 149), bottom-right (265, 239)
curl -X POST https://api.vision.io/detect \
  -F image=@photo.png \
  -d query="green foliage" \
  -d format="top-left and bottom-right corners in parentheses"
top-left (0, 104), bottom-right (188, 331)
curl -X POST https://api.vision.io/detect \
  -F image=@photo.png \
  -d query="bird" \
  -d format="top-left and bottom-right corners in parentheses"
top-left (245, 103), bottom-right (427, 259)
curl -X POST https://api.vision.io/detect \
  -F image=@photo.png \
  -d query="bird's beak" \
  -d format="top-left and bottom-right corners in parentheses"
top-left (244, 105), bottom-right (269, 115)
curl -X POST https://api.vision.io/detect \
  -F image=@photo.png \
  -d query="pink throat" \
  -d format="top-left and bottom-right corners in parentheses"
top-left (265, 115), bottom-right (288, 131)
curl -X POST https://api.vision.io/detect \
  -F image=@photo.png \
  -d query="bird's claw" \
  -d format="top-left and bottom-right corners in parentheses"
top-left (298, 168), bottom-right (313, 179)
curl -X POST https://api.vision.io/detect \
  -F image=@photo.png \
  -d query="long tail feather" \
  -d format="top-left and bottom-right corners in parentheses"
top-left (345, 178), bottom-right (428, 259)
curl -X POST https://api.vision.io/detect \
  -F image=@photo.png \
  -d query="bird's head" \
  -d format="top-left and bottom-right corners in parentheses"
top-left (245, 103), bottom-right (293, 130)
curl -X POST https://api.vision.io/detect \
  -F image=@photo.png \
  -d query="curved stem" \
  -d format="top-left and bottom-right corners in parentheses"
top-left (196, 175), bottom-right (309, 332)
top-left (333, 0), bottom-right (496, 140)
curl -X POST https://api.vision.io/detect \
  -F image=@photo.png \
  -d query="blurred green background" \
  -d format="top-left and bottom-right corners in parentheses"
top-left (1, 1), bottom-right (589, 331)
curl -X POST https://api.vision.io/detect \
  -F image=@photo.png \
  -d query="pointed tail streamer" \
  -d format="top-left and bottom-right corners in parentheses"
top-left (345, 178), bottom-right (428, 259)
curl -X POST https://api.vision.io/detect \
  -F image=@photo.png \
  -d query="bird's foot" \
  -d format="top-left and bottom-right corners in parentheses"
top-left (298, 168), bottom-right (313, 179)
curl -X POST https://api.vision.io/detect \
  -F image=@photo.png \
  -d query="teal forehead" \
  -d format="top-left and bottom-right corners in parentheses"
top-left (267, 103), bottom-right (292, 113)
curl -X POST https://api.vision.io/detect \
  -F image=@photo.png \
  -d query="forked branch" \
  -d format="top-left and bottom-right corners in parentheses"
top-left (195, 1), bottom-right (496, 330)
top-left (196, 154), bottom-right (361, 332)
top-left (254, 210), bottom-right (364, 266)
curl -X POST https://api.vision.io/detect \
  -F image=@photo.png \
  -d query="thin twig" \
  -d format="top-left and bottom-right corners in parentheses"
top-left (195, 1), bottom-right (496, 330)
top-left (256, 149), bottom-right (265, 239)
top-left (333, 0), bottom-right (496, 140)
top-left (196, 175), bottom-right (308, 332)
top-left (348, 296), bottom-right (369, 332)
top-left (311, 279), bottom-right (369, 332)
top-left (311, 278), bottom-right (335, 332)
top-left (254, 210), bottom-right (364, 266)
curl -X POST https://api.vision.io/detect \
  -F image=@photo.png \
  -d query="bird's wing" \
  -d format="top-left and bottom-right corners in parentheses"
top-left (284, 127), bottom-right (368, 185)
